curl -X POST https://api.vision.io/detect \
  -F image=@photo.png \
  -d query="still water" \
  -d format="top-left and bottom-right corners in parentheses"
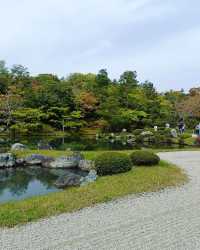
top-left (0, 133), bottom-right (143, 152)
top-left (0, 133), bottom-right (180, 203)
top-left (0, 167), bottom-right (85, 203)
top-left (0, 133), bottom-right (135, 204)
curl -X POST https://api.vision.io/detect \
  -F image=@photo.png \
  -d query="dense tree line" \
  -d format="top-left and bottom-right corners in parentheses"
top-left (0, 60), bottom-right (196, 134)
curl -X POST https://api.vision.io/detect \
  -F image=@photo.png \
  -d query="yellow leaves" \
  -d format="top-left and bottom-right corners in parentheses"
top-left (78, 91), bottom-right (98, 112)
top-left (177, 90), bottom-right (200, 117)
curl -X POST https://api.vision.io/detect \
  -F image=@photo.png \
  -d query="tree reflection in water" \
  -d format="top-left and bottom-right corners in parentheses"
top-left (0, 167), bottom-right (59, 198)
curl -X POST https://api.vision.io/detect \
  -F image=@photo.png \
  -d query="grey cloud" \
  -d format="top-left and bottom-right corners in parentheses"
top-left (0, 0), bottom-right (200, 91)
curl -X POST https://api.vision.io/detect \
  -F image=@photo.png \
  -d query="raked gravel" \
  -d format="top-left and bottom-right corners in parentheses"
top-left (1, 151), bottom-right (200, 250)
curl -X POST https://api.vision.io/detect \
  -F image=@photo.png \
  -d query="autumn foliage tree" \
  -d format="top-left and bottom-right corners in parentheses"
top-left (177, 88), bottom-right (200, 118)
top-left (0, 86), bottom-right (22, 128)
top-left (0, 60), bottom-right (193, 133)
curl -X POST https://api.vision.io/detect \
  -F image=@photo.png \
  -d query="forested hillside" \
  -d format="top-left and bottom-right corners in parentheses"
top-left (0, 60), bottom-right (197, 134)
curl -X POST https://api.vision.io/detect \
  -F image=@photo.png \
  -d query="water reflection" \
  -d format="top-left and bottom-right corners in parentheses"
top-left (0, 134), bottom-right (138, 152)
top-left (0, 167), bottom-right (84, 203)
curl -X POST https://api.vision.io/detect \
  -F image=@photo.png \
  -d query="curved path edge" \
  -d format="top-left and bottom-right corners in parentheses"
top-left (1, 151), bottom-right (200, 250)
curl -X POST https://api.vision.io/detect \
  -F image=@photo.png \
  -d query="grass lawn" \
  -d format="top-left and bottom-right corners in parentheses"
top-left (13, 147), bottom-right (200, 160)
top-left (13, 149), bottom-right (135, 159)
top-left (0, 160), bottom-right (187, 228)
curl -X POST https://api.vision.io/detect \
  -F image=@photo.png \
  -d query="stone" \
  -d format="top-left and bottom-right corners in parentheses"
top-left (16, 158), bottom-right (26, 166)
top-left (171, 129), bottom-right (178, 138)
top-left (25, 154), bottom-right (54, 166)
top-left (141, 131), bottom-right (153, 136)
top-left (165, 123), bottom-right (170, 129)
top-left (41, 157), bottom-right (55, 168)
top-left (80, 170), bottom-right (98, 186)
top-left (54, 173), bottom-right (81, 188)
top-left (11, 143), bottom-right (27, 151)
top-left (127, 139), bottom-right (135, 144)
top-left (0, 127), bottom-right (5, 133)
top-left (48, 152), bottom-right (84, 169)
top-left (0, 153), bottom-right (16, 168)
top-left (49, 156), bottom-right (79, 169)
top-left (127, 135), bottom-right (136, 144)
top-left (78, 160), bottom-right (94, 171)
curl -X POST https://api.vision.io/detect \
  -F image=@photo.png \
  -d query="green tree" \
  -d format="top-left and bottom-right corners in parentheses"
top-left (119, 71), bottom-right (138, 88)
top-left (10, 64), bottom-right (31, 94)
top-left (119, 71), bottom-right (138, 108)
top-left (0, 60), bottom-right (10, 94)
top-left (96, 69), bottom-right (111, 87)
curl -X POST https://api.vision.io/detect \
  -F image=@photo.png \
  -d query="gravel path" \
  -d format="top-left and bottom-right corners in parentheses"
top-left (1, 151), bottom-right (200, 250)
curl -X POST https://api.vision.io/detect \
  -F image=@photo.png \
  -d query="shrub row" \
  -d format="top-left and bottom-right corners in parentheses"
top-left (94, 150), bottom-right (160, 176)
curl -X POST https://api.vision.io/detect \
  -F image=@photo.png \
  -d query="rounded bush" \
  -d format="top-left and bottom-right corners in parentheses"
top-left (130, 150), bottom-right (160, 166)
top-left (94, 152), bottom-right (132, 176)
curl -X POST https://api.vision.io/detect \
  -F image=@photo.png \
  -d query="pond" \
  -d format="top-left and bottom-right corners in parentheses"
top-left (0, 133), bottom-right (179, 153)
top-left (0, 167), bottom-right (87, 204)
top-left (0, 133), bottom-right (138, 152)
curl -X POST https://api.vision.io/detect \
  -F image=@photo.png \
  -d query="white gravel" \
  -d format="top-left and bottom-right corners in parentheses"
top-left (1, 151), bottom-right (200, 250)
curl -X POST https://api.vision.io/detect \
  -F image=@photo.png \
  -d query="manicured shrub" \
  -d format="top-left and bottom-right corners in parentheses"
top-left (180, 133), bottom-right (191, 139)
top-left (130, 150), bottom-right (160, 166)
top-left (94, 152), bottom-right (132, 176)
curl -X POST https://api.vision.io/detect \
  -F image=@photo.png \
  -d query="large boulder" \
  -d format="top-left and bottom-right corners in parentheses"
top-left (54, 173), bottom-right (81, 188)
top-left (48, 152), bottom-right (84, 169)
top-left (78, 160), bottom-right (94, 171)
top-left (11, 143), bottom-right (27, 151)
top-left (80, 170), bottom-right (98, 186)
top-left (0, 153), bottom-right (16, 168)
top-left (25, 154), bottom-right (54, 166)
top-left (49, 156), bottom-right (79, 169)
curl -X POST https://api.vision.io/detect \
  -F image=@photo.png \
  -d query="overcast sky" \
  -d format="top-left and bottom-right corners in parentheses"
top-left (1, 0), bottom-right (200, 91)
